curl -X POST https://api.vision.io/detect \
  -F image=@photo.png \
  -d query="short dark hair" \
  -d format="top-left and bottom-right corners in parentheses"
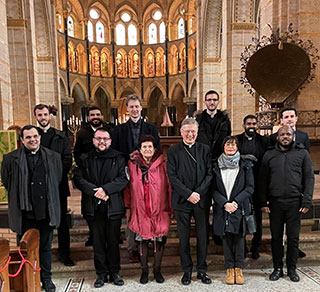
top-left (94, 127), bottom-right (111, 137)
top-left (126, 94), bottom-right (142, 106)
top-left (33, 104), bottom-right (49, 115)
top-left (204, 90), bottom-right (219, 101)
top-left (221, 135), bottom-right (239, 150)
top-left (88, 106), bottom-right (102, 116)
top-left (138, 135), bottom-right (155, 149)
top-left (280, 106), bottom-right (297, 118)
top-left (21, 125), bottom-right (39, 138)
top-left (243, 114), bottom-right (257, 125)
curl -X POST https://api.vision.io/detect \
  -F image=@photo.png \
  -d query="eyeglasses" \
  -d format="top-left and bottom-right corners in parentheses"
top-left (205, 98), bottom-right (219, 102)
top-left (94, 137), bottom-right (111, 142)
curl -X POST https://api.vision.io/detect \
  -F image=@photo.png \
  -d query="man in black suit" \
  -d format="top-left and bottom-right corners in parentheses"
top-left (167, 118), bottom-right (212, 286)
top-left (236, 115), bottom-right (269, 259)
top-left (270, 106), bottom-right (310, 258)
top-left (111, 93), bottom-right (160, 262)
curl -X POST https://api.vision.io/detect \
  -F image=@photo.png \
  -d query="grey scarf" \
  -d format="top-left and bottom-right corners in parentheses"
top-left (18, 148), bottom-right (32, 211)
top-left (218, 151), bottom-right (240, 169)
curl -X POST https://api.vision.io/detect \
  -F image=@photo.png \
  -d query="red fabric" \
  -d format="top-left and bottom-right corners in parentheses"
top-left (124, 154), bottom-right (172, 239)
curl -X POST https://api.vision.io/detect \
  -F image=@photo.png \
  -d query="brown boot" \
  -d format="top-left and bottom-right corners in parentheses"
top-left (235, 268), bottom-right (244, 285)
top-left (226, 268), bottom-right (235, 285)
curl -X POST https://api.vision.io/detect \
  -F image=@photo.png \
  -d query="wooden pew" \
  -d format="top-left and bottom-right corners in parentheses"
top-left (0, 238), bottom-right (10, 292)
top-left (9, 229), bottom-right (41, 292)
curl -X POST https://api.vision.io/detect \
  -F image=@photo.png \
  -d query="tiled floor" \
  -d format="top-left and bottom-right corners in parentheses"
top-left (53, 266), bottom-right (320, 292)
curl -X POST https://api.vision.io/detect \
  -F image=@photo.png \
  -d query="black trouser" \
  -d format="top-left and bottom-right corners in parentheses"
top-left (251, 198), bottom-right (262, 252)
top-left (269, 199), bottom-right (301, 270)
top-left (58, 194), bottom-right (70, 259)
top-left (93, 210), bottom-right (122, 276)
top-left (20, 217), bottom-right (54, 282)
top-left (223, 232), bottom-right (245, 269)
top-left (84, 214), bottom-right (94, 241)
top-left (174, 205), bottom-right (209, 273)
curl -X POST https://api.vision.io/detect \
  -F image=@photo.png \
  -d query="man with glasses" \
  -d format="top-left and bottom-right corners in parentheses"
top-left (74, 128), bottom-right (128, 288)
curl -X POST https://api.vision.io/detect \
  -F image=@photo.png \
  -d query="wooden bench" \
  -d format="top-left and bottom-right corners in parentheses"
top-left (0, 238), bottom-right (10, 292)
top-left (9, 228), bottom-right (41, 292)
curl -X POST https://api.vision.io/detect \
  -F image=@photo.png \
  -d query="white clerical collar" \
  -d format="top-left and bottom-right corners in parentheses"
top-left (206, 109), bottom-right (217, 118)
top-left (183, 141), bottom-right (195, 148)
top-left (41, 126), bottom-right (50, 133)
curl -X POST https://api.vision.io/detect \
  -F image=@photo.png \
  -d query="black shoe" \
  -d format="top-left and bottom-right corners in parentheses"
top-left (85, 237), bottom-right (93, 247)
top-left (140, 271), bottom-right (149, 284)
top-left (181, 272), bottom-right (192, 285)
top-left (154, 271), bottom-right (164, 283)
top-left (298, 249), bottom-right (306, 258)
top-left (94, 275), bottom-right (106, 288)
top-left (42, 279), bottom-right (56, 292)
top-left (197, 272), bottom-right (212, 284)
top-left (269, 268), bottom-right (284, 281)
top-left (110, 273), bottom-right (124, 286)
top-left (251, 250), bottom-right (260, 260)
top-left (288, 269), bottom-right (300, 282)
top-left (59, 256), bottom-right (75, 266)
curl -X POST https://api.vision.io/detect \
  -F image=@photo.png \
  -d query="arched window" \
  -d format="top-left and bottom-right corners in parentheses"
top-left (96, 21), bottom-right (104, 43)
top-left (148, 23), bottom-right (157, 44)
top-left (88, 20), bottom-right (93, 42)
top-left (128, 24), bottom-right (137, 45)
top-left (67, 16), bottom-right (74, 37)
top-left (159, 22), bottom-right (166, 43)
top-left (189, 18), bottom-right (193, 34)
top-left (178, 18), bottom-right (185, 39)
top-left (116, 24), bottom-right (126, 45)
top-left (57, 14), bottom-right (62, 32)
top-left (101, 52), bottom-right (108, 75)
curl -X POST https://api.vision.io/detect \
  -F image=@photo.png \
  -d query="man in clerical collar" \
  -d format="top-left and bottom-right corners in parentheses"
top-left (1, 125), bottom-right (62, 292)
top-left (167, 118), bottom-right (213, 286)
top-left (34, 104), bottom-right (74, 267)
top-left (111, 94), bottom-right (160, 263)
top-left (236, 115), bottom-right (269, 259)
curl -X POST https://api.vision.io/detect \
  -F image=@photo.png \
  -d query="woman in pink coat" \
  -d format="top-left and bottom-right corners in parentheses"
top-left (124, 135), bottom-right (171, 284)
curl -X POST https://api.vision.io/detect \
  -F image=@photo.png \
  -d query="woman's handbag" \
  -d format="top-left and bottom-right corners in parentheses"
top-left (242, 201), bottom-right (257, 236)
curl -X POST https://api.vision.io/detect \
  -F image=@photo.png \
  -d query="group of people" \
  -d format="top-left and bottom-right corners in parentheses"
top-left (1, 91), bottom-right (314, 291)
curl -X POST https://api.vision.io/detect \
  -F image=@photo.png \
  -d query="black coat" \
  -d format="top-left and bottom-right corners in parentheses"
top-left (74, 148), bottom-right (128, 217)
top-left (259, 143), bottom-right (314, 209)
top-left (1, 146), bottom-right (62, 234)
top-left (196, 110), bottom-right (231, 160)
top-left (167, 142), bottom-right (213, 211)
top-left (74, 122), bottom-right (114, 164)
top-left (111, 118), bottom-right (160, 160)
top-left (270, 129), bottom-right (310, 152)
top-left (212, 159), bottom-right (254, 236)
top-left (39, 127), bottom-right (72, 197)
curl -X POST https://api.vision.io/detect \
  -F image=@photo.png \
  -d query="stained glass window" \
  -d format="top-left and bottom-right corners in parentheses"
top-left (88, 20), bottom-right (93, 42)
top-left (96, 21), bottom-right (104, 43)
top-left (128, 24), bottom-right (137, 45)
top-left (159, 22), bottom-right (166, 43)
top-left (116, 24), bottom-right (126, 45)
top-left (90, 9), bottom-right (99, 20)
top-left (67, 16), bottom-right (74, 37)
top-left (149, 23), bottom-right (157, 44)
top-left (178, 18), bottom-right (185, 39)
top-left (57, 14), bottom-right (62, 32)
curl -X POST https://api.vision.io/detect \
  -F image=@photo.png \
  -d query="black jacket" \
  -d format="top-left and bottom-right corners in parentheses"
top-left (212, 159), bottom-right (254, 236)
top-left (1, 146), bottom-right (62, 234)
top-left (270, 129), bottom-right (310, 152)
top-left (259, 143), bottom-right (314, 209)
top-left (74, 122), bottom-right (114, 164)
top-left (111, 118), bottom-right (160, 160)
top-left (196, 110), bottom-right (231, 160)
top-left (167, 142), bottom-right (213, 211)
top-left (74, 148), bottom-right (128, 217)
top-left (38, 127), bottom-right (72, 197)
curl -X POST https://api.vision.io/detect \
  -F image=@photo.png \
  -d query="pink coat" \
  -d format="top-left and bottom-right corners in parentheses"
top-left (124, 154), bottom-right (172, 239)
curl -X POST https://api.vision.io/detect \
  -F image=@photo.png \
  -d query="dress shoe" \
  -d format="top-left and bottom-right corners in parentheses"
top-left (140, 270), bottom-right (149, 284)
top-left (269, 268), bottom-right (283, 281)
top-left (154, 270), bottom-right (164, 283)
top-left (288, 269), bottom-right (300, 282)
top-left (197, 272), bottom-right (212, 284)
top-left (128, 250), bottom-right (140, 263)
top-left (110, 273), bottom-right (124, 286)
top-left (298, 249), bottom-right (306, 258)
top-left (181, 272), bottom-right (192, 285)
top-left (226, 268), bottom-right (235, 285)
top-left (94, 275), bottom-right (106, 288)
top-left (59, 256), bottom-right (75, 266)
top-left (251, 249), bottom-right (260, 260)
top-left (42, 279), bottom-right (56, 292)
top-left (85, 237), bottom-right (93, 247)
top-left (235, 268), bottom-right (244, 285)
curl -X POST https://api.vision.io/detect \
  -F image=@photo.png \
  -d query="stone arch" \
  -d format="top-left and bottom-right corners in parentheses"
top-left (168, 44), bottom-right (178, 74)
top-left (69, 0), bottom-right (84, 20)
top-left (75, 43), bottom-right (87, 73)
top-left (142, 1), bottom-right (164, 43)
top-left (170, 82), bottom-right (188, 134)
top-left (145, 82), bottom-right (166, 102)
top-left (91, 81), bottom-right (114, 100)
top-left (70, 79), bottom-right (88, 100)
top-left (148, 87), bottom-right (165, 131)
top-left (117, 83), bottom-right (140, 100)
top-left (168, 0), bottom-right (185, 40)
top-left (169, 78), bottom-right (186, 100)
top-left (93, 86), bottom-right (111, 121)
top-left (189, 78), bottom-right (197, 101)
top-left (71, 82), bottom-right (87, 118)
top-left (144, 48), bottom-right (155, 77)
top-left (59, 78), bottom-right (67, 103)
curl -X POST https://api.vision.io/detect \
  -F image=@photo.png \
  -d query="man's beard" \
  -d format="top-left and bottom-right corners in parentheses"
top-left (245, 128), bottom-right (256, 137)
top-left (89, 119), bottom-right (102, 128)
top-left (279, 140), bottom-right (293, 149)
top-left (39, 120), bottom-right (50, 128)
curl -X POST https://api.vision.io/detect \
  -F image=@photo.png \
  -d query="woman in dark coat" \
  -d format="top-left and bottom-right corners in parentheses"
top-left (212, 136), bottom-right (254, 285)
